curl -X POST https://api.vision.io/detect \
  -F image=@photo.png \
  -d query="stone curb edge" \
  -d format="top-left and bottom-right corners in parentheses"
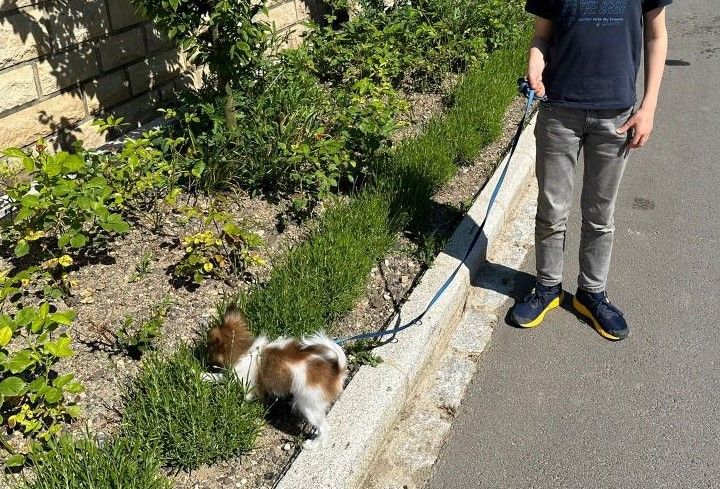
top-left (275, 113), bottom-right (538, 489)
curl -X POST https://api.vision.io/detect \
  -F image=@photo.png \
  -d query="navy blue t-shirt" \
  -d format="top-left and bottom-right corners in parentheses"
top-left (526, 0), bottom-right (672, 109)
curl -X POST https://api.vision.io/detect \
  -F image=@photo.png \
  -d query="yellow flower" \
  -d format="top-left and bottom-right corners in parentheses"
top-left (58, 255), bottom-right (73, 267)
top-left (203, 262), bottom-right (214, 272)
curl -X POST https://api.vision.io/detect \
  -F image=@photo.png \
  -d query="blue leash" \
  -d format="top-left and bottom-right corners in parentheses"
top-left (336, 80), bottom-right (541, 346)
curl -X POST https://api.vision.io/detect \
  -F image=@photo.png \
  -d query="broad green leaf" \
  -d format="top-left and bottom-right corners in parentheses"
top-left (4, 454), bottom-right (25, 468)
top-left (101, 213), bottom-right (130, 234)
top-left (48, 310), bottom-right (76, 326)
top-left (6, 350), bottom-right (36, 373)
top-left (0, 314), bottom-right (12, 329)
top-left (38, 302), bottom-right (49, 319)
top-left (69, 232), bottom-right (88, 248)
top-left (0, 326), bottom-right (12, 347)
top-left (28, 376), bottom-right (48, 393)
top-left (86, 176), bottom-right (108, 189)
top-left (14, 206), bottom-right (34, 222)
top-left (191, 161), bottom-right (206, 178)
top-left (0, 376), bottom-right (27, 397)
top-left (66, 404), bottom-right (82, 418)
top-left (64, 380), bottom-right (84, 394)
top-left (44, 387), bottom-right (63, 404)
top-left (2, 148), bottom-right (26, 158)
top-left (20, 194), bottom-right (40, 209)
top-left (53, 373), bottom-right (74, 388)
top-left (58, 232), bottom-right (72, 248)
top-left (45, 336), bottom-right (73, 358)
top-left (44, 156), bottom-right (62, 177)
top-left (63, 153), bottom-right (85, 172)
top-left (14, 240), bottom-right (29, 258)
top-left (15, 307), bottom-right (36, 327)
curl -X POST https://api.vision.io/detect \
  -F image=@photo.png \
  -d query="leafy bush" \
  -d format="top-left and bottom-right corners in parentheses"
top-left (131, 0), bottom-right (271, 130)
top-left (20, 434), bottom-right (171, 489)
top-left (1, 145), bottom-right (130, 259)
top-left (0, 304), bottom-right (83, 467)
top-left (303, 0), bottom-right (528, 92)
top-left (121, 345), bottom-right (264, 470)
top-left (173, 208), bottom-right (264, 284)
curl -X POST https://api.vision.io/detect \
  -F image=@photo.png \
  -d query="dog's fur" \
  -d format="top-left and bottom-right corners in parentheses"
top-left (203, 308), bottom-right (347, 449)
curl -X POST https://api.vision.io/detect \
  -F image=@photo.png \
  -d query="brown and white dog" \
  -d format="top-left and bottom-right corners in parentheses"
top-left (202, 308), bottom-right (347, 449)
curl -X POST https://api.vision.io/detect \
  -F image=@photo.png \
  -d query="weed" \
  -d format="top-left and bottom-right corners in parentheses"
top-left (346, 340), bottom-right (384, 367)
top-left (128, 251), bottom-right (154, 283)
top-left (416, 231), bottom-right (451, 267)
top-left (115, 296), bottom-right (173, 358)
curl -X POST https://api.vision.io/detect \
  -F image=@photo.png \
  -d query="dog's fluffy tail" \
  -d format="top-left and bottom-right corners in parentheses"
top-left (301, 333), bottom-right (347, 372)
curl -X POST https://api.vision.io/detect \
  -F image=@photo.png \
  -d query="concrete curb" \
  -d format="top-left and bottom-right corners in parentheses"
top-left (275, 113), bottom-right (538, 489)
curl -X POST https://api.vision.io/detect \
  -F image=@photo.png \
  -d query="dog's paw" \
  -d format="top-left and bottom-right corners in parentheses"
top-left (302, 438), bottom-right (322, 451)
top-left (201, 372), bottom-right (220, 383)
top-left (303, 436), bottom-right (330, 451)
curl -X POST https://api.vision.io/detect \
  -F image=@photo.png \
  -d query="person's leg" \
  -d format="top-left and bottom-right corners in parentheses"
top-left (578, 107), bottom-right (633, 292)
top-left (535, 105), bottom-right (584, 286)
top-left (573, 107), bottom-right (634, 340)
top-left (512, 105), bottom-right (584, 328)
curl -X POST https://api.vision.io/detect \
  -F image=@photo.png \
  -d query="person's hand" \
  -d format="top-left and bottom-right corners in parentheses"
top-left (616, 106), bottom-right (655, 148)
top-left (527, 56), bottom-right (546, 98)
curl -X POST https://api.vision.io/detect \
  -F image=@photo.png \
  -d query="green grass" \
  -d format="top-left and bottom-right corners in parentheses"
top-left (241, 191), bottom-right (396, 338)
top-left (376, 41), bottom-right (528, 226)
top-left (120, 346), bottom-right (265, 471)
top-left (21, 435), bottom-right (171, 489)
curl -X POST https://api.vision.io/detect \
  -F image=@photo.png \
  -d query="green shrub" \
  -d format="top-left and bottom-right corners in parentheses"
top-left (242, 192), bottom-right (395, 338)
top-left (0, 303), bottom-right (83, 467)
top-left (121, 345), bottom-right (264, 470)
top-left (1, 145), bottom-right (130, 259)
top-left (172, 206), bottom-right (265, 284)
top-left (20, 434), bottom-right (171, 489)
top-left (131, 0), bottom-right (271, 130)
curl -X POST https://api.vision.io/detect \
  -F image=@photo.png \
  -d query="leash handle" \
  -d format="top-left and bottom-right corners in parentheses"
top-left (517, 77), bottom-right (547, 103)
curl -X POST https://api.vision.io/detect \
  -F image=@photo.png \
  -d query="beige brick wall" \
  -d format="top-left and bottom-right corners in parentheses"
top-left (0, 0), bottom-right (314, 151)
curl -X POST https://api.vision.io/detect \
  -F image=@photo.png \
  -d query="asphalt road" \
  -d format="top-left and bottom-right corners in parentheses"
top-left (427, 2), bottom-right (720, 488)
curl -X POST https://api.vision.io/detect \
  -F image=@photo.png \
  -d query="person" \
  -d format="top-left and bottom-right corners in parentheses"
top-left (511, 0), bottom-right (671, 340)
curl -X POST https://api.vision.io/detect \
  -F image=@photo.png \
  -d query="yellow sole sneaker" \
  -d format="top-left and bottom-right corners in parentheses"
top-left (517, 291), bottom-right (565, 328)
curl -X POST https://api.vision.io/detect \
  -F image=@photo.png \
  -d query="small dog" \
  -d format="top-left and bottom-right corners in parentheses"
top-left (203, 308), bottom-right (347, 449)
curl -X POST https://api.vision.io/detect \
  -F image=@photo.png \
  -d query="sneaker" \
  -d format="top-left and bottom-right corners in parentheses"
top-left (511, 283), bottom-right (564, 328)
top-left (572, 289), bottom-right (629, 341)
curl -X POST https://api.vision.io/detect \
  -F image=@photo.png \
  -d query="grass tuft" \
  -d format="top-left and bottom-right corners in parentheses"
top-left (120, 345), bottom-right (265, 471)
top-left (242, 191), bottom-right (396, 338)
top-left (21, 435), bottom-right (171, 489)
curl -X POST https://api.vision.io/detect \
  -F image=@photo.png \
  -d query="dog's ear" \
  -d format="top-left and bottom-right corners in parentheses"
top-left (222, 307), bottom-right (249, 330)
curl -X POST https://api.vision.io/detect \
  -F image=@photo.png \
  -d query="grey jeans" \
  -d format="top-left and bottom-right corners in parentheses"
top-left (534, 104), bottom-right (634, 293)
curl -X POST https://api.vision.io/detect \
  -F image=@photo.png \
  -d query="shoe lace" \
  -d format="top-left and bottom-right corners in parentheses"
top-left (594, 294), bottom-right (624, 317)
top-left (523, 288), bottom-right (554, 307)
